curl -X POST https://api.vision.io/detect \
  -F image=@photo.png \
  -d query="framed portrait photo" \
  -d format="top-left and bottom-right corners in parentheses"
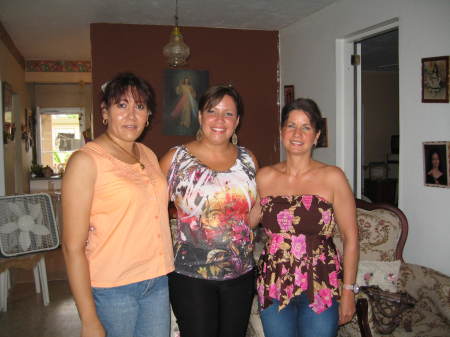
top-left (423, 141), bottom-right (449, 188)
top-left (421, 56), bottom-right (449, 103)
top-left (284, 85), bottom-right (295, 106)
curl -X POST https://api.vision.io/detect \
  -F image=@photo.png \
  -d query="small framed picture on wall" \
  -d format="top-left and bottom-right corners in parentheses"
top-left (284, 85), bottom-right (295, 106)
top-left (421, 56), bottom-right (449, 103)
top-left (423, 141), bottom-right (449, 188)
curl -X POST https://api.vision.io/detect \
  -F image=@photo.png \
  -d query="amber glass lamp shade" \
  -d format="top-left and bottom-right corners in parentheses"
top-left (163, 26), bottom-right (190, 68)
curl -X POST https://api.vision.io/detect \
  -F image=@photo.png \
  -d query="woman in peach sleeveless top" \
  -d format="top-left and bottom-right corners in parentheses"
top-left (62, 73), bottom-right (174, 337)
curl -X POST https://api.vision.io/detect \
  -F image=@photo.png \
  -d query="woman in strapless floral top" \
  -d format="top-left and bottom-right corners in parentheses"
top-left (254, 98), bottom-right (359, 337)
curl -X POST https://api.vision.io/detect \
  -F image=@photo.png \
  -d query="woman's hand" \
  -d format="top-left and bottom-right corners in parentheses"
top-left (81, 319), bottom-right (105, 337)
top-left (338, 290), bottom-right (356, 325)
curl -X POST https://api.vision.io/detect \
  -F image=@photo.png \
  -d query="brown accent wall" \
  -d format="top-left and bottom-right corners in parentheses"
top-left (91, 24), bottom-right (279, 166)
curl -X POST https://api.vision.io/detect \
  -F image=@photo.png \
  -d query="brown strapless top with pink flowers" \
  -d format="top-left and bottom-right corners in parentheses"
top-left (256, 195), bottom-right (343, 313)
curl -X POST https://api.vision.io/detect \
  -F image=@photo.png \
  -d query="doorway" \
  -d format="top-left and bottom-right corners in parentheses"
top-left (355, 29), bottom-right (399, 205)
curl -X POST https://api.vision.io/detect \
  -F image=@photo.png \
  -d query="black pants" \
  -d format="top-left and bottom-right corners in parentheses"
top-left (169, 269), bottom-right (255, 337)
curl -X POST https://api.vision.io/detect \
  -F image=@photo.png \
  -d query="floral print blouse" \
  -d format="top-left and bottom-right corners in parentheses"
top-left (257, 195), bottom-right (342, 313)
top-left (168, 145), bottom-right (257, 280)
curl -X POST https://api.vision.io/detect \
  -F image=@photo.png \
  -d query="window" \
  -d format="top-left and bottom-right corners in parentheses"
top-left (37, 107), bottom-right (85, 174)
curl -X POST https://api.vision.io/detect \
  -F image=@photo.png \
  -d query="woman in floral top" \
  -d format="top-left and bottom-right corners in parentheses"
top-left (160, 85), bottom-right (260, 337)
top-left (254, 98), bottom-right (359, 337)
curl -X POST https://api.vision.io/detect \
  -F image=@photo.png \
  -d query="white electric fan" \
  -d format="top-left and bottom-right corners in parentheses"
top-left (0, 193), bottom-right (60, 257)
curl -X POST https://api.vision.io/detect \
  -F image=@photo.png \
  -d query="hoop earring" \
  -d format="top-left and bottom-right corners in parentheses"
top-left (196, 129), bottom-right (203, 141)
top-left (231, 132), bottom-right (238, 145)
top-left (102, 118), bottom-right (108, 126)
top-left (146, 119), bottom-right (149, 127)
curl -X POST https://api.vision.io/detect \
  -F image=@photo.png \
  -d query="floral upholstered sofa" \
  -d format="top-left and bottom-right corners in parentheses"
top-left (336, 199), bottom-right (450, 337)
top-left (245, 199), bottom-right (450, 337)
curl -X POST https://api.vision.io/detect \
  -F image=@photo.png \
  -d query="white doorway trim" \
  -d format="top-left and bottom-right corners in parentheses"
top-left (335, 18), bottom-right (399, 193)
top-left (0, 80), bottom-right (5, 196)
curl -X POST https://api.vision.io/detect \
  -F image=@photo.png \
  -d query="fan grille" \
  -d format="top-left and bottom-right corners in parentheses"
top-left (0, 193), bottom-right (60, 257)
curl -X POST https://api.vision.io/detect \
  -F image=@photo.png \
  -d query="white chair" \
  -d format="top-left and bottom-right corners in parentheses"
top-left (0, 252), bottom-right (50, 311)
top-left (0, 193), bottom-right (59, 312)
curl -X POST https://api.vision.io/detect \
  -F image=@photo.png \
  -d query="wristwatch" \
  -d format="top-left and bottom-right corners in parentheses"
top-left (343, 283), bottom-right (360, 294)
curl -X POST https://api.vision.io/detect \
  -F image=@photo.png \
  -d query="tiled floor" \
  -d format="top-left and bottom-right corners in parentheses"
top-left (0, 280), bottom-right (80, 337)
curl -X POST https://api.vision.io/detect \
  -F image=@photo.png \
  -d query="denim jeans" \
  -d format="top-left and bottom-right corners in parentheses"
top-left (92, 275), bottom-right (170, 337)
top-left (260, 293), bottom-right (338, 337)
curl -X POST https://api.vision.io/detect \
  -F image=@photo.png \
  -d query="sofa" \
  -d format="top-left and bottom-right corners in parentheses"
top-left (246, 199), bottom-right (450, 337)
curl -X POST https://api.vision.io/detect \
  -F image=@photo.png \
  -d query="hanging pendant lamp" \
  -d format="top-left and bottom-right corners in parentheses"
top-left (163, 0), bottom-right (190, 67)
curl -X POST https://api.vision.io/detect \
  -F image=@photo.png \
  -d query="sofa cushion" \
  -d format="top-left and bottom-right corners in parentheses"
top-left (357, 260), bottom-right (401, 292)
top-left (334, 208), bottom-right (402, 261)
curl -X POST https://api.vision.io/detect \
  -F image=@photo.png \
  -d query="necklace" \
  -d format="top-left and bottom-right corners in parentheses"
top-left (104, 132), bottom-right (145, 169)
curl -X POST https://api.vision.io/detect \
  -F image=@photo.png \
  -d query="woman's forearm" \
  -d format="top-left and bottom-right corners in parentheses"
top-left (63, 246), bottom-right (99, 324)
top-left (342, 237), bottom-right (359, 286)
top-left (249, 202), bottom-right (262, 228)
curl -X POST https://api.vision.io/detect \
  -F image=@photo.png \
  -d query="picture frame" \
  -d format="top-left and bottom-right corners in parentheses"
top-left (163, 69), bottom-right (209, 136)
top-left (284, 85), bottom-right (295, 106)
top-left (21, 108), bottom-right (33, 152)
top-left (316, 117), bottom-right (328, 148)
top-left (421, 56), bottom-right (449, 103)
top-left (2, 81), bottom-right (14, 144)
top-left (423, 141), bottom-right (449, 188)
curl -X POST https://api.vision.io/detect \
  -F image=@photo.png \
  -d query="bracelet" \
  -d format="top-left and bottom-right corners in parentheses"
top-left (343, 283), bottom-right (360, 294)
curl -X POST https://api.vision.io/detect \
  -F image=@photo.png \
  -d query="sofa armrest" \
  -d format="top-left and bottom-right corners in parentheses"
top-left (339, 291), bottom-right (374, 337)
top-left (399, 263), bottom-right (450, 323)
top-left (356, 297), bottom-right (372, 337)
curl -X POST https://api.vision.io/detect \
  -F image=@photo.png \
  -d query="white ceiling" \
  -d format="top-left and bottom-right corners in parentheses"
top-left (0, 0), bottom-right (337, 61)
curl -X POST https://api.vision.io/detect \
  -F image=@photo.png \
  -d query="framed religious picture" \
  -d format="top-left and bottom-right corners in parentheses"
top-left (2, 81), bottom-right (14, 144)
top-left (422, 56), bottom-right (449, 103)
top-left (423, 141), bottom-right (449, 188)
top-left (163, 69), bottom-right (209, 136)
top-left (316, 117), bottom-right (328, 148)
top-left (284, 85), bottom-right (295, 106)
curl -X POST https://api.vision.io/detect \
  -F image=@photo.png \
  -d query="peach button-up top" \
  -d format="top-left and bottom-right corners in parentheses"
top-left (79, 142), bottom-right (174, 288)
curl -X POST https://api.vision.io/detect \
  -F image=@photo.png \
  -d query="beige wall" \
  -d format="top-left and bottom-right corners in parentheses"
top-left (280, 0), bottom-right (450, 275)
top-left (32, 83), bottom-right (93, 154)
top-left (34, 83), bottom-right (92, 112)
top-left (362, 71), bottom-right (399, 165)
top-left (0, 40), bottom-right (32, 194)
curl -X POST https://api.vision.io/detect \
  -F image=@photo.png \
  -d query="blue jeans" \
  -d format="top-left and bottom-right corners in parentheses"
top-left (260, 293), bottom-right (338, 337)
top-left (92, 275), bottom-right (170, 337)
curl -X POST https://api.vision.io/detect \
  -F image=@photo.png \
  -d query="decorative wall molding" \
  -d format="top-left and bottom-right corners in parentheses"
top-left (0, 21), bottom-right (25, 69)
top-left (25, 72), bottom-right (92, 83)
top-left (26, 60), bottom-right (92, 72)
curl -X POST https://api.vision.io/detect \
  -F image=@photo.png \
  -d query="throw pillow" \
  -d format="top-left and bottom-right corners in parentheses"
top-left (357, 260), bottom-right (401, 292)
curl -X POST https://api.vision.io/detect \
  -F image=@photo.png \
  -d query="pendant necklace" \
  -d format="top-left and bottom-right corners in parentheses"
top-left (105, 132), bottom-right (145, 169)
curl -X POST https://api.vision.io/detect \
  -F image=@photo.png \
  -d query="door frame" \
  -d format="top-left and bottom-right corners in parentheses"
top-left (335, 18), bottom-right (399, 195)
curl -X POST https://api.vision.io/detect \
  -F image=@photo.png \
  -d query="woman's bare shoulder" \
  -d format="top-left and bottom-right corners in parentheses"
top-left (63, 149), bottom-right (97, 184)
top-left (320, 165), bottom-right (350, 187)
top-left (159, 147), bottom-right (180, 175)
top-left (257, 163), bottom-right (284, 182)
top-left (66, 149), bottom-right (95, 169)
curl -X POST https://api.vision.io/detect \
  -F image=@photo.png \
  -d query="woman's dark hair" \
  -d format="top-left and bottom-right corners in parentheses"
top-left (429, 151), bottom-right (443, 171)
top-left (101, 72), bottom-right (155, 112)
top-left (198, 85), bottom-right (243, 117)
top-left (281, 98), bottom-right (323, 133)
